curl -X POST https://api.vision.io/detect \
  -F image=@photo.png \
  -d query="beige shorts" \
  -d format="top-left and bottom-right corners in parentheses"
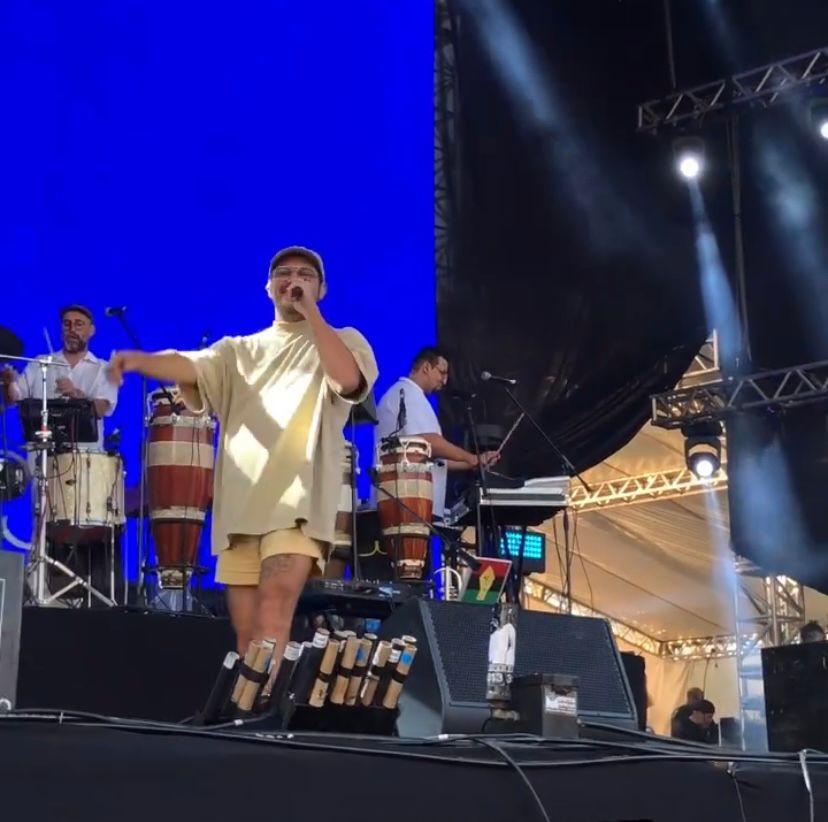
top-left (216, 527), bottom-right (327, 586)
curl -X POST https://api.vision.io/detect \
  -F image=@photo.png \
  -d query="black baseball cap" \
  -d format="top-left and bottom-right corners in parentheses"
top-left (59, 304), bottom-right (94, 323)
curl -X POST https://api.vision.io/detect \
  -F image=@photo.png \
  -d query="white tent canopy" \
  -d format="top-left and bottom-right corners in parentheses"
top-left (527, 423), bottom-right (828, 734)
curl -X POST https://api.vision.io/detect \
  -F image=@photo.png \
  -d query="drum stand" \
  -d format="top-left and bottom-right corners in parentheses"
top-left (6, 355), bottom-right (117, 608)
top-left (143, 563), bottom-right (210, 614)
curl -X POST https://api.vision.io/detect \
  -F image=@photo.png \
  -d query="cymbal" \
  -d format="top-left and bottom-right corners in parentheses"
top-left (0, 325), bottom-right (23, 359)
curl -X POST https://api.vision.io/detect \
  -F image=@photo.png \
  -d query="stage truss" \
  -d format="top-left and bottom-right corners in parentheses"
top-left (650, 358), bottom-right (828, 429)
top-left (733, 561), bottom-right (806, 747)
top-left (637, 45), bottom-right (828, 133)
top-left (569, 465), bottom-right (727, 512)
top-left (434, 0), bottom-right (456, 286)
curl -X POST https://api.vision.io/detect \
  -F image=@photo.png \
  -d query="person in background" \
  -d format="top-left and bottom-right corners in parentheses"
top-left (799, 620), bottom-right (826, 643)
top-left (1, 304), bottom-right (117, 449)
top-left (670, 686), bottom-right (705, 737)
top-left (375, 347), bottom-right (498, 520)
top-left (672, 698), bottom-right (719, 744)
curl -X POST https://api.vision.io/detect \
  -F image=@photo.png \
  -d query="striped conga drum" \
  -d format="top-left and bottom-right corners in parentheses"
top-left (147, 389), bottom-right (216, 587)
top-left (376, 437), bottom-right (432, 580)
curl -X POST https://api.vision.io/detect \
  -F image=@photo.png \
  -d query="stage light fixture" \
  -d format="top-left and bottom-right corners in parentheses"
top-left (809, 99), bottom-right (828, 140)
top-left (672, 136), bottom-right (706, 181)
top-left (682, 421), bottom-right (723, 480)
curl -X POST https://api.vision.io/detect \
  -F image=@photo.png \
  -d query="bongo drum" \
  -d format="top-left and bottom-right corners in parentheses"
top-left (146, 389), bottom-right (216, 586)
top-left (376, 437), bottom-right (433, 579)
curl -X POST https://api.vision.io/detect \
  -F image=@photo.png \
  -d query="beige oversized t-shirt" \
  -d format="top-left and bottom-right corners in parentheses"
top-left (177, 320), bottom-right (378, 556)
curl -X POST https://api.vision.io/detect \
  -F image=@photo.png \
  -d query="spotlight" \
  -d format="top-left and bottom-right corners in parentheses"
top-left (809, 98), bottom-right (828, 141)
top-left (678, 155), bottom-right (701, 180)
top-left (682, 421), bottom-right (723, 480)
top-left (672, 136), bottom-right (706, 181)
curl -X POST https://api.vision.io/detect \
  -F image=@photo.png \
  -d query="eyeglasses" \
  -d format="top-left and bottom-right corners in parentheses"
top-left (270, 266), bottom-right (319, 282)
top-left (62, 319), bottom-right (90, 329)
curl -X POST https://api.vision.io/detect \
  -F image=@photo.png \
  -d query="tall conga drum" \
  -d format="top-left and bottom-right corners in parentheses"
top-left (146, 389), bottom-right (216, 587)
top-left (376, 437), bottom-right (433, 580)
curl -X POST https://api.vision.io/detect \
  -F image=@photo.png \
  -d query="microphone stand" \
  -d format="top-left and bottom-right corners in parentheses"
top-left (485, 383), bottom-right (590, 609)
top-left (498, 384), bottom-right (592, 494)
top-left (461, 394), bottom-right (500, 565)
top-left (109, 311), bottom-right (148, 604)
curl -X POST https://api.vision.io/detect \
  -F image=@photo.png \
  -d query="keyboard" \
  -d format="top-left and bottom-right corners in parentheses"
top-left (446, 476), bottom-right (569, 527)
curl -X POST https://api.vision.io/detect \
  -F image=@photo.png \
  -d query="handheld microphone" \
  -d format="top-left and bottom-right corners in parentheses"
top-left (105, 306), bottom-right (127, 317)
top-left (480, 371), bottom-right (518, 386)
top-left (290, 286), bottom-right (302, 301)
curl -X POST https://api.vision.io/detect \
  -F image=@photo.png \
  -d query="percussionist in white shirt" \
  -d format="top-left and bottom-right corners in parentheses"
top-left (1, 304), bottom-right (118, 450)
top-left (375, 346), bottom-right (498, 520)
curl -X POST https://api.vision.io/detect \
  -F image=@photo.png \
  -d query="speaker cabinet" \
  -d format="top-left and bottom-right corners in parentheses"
top-left (380, 599), bottom-right (637, 736)
top-left (763, 640), bottom-right (828, 752)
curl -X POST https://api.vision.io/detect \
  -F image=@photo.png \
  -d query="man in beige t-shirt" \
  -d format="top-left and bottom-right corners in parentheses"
top-left (108, 246), bottom-right (378, 659)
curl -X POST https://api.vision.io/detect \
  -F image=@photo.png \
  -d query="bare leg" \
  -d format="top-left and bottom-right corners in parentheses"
top-left (226, 585), bottom-right (258, 655)
top-left (257, 553), bottom-right (313, 669)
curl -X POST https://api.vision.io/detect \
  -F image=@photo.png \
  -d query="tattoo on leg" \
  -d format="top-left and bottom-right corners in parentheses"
top-left (261, 554), bottom-right (297, 579)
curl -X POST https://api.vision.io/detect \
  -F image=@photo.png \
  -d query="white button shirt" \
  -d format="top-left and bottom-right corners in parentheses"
top-left (12, 350), bottom-right (118, 450)
top-left (375, 376), bottom-right (447, 517)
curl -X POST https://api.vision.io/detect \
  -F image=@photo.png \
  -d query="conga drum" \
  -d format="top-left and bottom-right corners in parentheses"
top-left (146, 389), bottom-right (216, 587)
top-left (327, 442), bottom-right (357, 578)
top-left (376, 437), bottom-right (433, 579)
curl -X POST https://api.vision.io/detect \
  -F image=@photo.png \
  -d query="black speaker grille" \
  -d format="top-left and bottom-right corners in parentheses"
top-left (425, 601), bottom-right (632, 716)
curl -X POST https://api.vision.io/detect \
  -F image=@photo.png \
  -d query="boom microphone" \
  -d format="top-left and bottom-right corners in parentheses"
top-left (480, 371), bottom-right (517, 386)
top-left (104, 306), bottom-right (127, 317)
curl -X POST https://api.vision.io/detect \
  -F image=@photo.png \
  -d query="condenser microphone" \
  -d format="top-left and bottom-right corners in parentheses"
top-left (397, 387), bottom-right (407, 432)
top-left (480, 371), bottom-right (518, 386)
top-left (104, 306), bottom-right (127, 317)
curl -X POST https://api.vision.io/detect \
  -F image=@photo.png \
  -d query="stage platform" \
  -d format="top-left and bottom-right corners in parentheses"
top-left (5, 608), bottom-right (828, 821)
top-left (1, 716), bottom-right (826, 821)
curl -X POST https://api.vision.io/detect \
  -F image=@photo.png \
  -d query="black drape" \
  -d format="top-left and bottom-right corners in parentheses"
top-left (438, 0), bottom-right (706, 477)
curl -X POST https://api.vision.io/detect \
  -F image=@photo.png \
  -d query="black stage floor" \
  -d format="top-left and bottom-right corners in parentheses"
top-left (6, 608), bottom-right (828, 821)
top-left (1, 717), bottom-right (826, 822)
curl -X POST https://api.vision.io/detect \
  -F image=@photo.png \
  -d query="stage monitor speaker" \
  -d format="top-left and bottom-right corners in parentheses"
top-left (763, 640), bottom-right (828, 752)
top-left (17, 607), bottom-right (235, 722)
top-left (0, 550), bottom-right (24, 706)
top-left (380, 599), bottom-right (637, 736)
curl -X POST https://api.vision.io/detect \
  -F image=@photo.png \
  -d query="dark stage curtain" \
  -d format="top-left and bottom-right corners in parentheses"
top-left (438, 0), bottom-right (709, 478)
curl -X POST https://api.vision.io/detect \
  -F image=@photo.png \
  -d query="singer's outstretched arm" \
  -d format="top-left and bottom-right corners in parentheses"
top-left (107, 351), bottom-right (198, 387)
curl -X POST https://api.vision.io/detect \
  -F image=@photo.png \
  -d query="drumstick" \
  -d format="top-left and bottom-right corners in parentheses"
top-left (375, 639), bottom-right (406, 706)
top-left (495, 412), bottom-right (526, 457)
top-left (308, 639), bottom-right (341, 707)
top-left (329, 635), bottom-right (361, 705)
top-left (382, 643), bottom-right (418, 710)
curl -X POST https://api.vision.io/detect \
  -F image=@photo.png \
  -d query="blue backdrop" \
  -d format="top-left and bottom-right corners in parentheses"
top-left (0, 1), bottom-right (434, 581)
